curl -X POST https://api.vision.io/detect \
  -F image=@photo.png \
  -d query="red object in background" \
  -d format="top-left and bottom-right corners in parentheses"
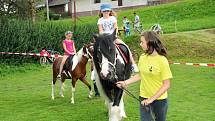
top-left (40, 49), bottom-right (50, 57)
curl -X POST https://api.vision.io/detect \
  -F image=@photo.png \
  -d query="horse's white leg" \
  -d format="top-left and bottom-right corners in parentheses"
top-left (71, 86), bottom-right (75, 104)
top-left (107, 102), bottom-right (113, 117)
top-left (88, 90), bottom-right (93, 98)
top-left (59, 80), bottom-right (64, 97)
top-left (51, 81), bottom-right (55, 100)
top-left (119, 97), bottom-right (126, 118)
top-left (109, 105), bottom-right (121, 121)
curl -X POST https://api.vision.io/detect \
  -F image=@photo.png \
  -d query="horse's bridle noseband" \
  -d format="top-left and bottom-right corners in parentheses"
top-left (98, 48), bottom-right (118, 81)
top-left (84, 45), bottom-right (93, 59)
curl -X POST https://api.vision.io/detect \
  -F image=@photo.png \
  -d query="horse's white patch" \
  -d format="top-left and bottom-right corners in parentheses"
top-left (51, 81), bottom-right (55, 100)
top-left (100, 55), bottom-right (110, 78)
top-left (71, 86), bottom-right (75, 104)
top-left (71, 55), bottom-right (78, 70)
top-left (110, 106), bottom-right (122, 121)
top-left (116, 49), bottom-right (125, 65)
top-left (60, 80), bottom-right (64, 97)
top-left (119, 97), bottom-right (126, 118)
top-left (71, 48), bottom-right (85, 71)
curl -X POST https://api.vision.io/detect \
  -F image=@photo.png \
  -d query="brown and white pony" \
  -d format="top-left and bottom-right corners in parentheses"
top-left (51, 43), bottom-right (94, 104)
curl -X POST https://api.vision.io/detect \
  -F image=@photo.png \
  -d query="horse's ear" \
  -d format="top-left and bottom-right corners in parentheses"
top-left (83, 44), bottom-right (86, 47)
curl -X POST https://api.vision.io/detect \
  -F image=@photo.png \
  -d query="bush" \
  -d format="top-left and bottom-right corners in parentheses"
top-left (0, 18), bottom-right (97, 63)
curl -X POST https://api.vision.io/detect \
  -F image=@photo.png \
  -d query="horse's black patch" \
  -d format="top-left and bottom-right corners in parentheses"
top-left (63, 55), bottom-right (74, 72)
top-left (93, 32), bottom-right (132, 106)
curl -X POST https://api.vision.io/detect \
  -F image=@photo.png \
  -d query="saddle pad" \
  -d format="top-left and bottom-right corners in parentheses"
top-left (115, 44), bottom-right (129, 64)
top-left (71, 55), bottom-right (78, 71)
top-left (63, 55), bottom-right (78, 72)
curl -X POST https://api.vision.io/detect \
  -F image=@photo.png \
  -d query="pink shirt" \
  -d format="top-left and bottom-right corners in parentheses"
top-left (63, 39), bottom-right (75, 55)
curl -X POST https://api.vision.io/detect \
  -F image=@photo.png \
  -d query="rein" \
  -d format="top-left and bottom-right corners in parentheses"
top-left (114, 76), bottom-right (155, 120)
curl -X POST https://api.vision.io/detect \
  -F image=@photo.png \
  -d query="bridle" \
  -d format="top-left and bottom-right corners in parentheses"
top-left (84, 45), bottom-right (93, 59)
top-left (97, 46), bottom-right (118, 81)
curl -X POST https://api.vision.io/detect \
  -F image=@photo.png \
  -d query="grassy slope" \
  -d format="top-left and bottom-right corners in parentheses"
top-left (117, 0), bottom-right (215, 32)
top-left (125, 28), bottom-right (215, 63)
top-left (59, 0), bottom-right (215, 33)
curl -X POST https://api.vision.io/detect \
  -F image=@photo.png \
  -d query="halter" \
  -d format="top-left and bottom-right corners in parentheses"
top-left (83, 45), bottom-right (93, 59)
top-left (98, 47), bottom-right (118, 81)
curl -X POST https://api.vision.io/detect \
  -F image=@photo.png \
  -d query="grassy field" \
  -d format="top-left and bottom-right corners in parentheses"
top-left (0, 63), bottom-right (214, 121)
top-left (1, 0), bottom-right (215, 120)
top-left (0, 28), bottom-right (215, 120)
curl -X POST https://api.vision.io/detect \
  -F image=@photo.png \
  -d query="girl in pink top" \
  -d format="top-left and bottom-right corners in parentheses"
top-left (57, 31), bottom-right (76, 79)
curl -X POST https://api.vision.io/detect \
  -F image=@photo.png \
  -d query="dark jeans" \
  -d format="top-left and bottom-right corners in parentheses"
top-left (93, 80), bottom-right (100, 96)
top-left (139, 96), bottom-right (168, 121)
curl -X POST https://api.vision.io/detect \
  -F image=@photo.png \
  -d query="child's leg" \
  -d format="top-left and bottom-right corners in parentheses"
top-left (59, 55), bottom-right (69, 75)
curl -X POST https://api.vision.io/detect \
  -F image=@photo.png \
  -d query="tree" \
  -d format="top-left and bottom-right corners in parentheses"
top-left (0, 0), bottom-right (17, 17)
top-left (0, 0), bottom-right (42, 22)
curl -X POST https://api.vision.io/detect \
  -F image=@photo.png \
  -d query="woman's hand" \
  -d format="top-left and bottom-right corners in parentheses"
top-left (116, 81), bottom-right (127, 89)
top-left (141, 98), bottom-right (154, 106)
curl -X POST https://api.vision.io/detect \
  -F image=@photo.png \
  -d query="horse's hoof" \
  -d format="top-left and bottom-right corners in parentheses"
top-left (89, 91), bottom-right (93, 96)
top-left (71, 98), bottom-right (74, 104)
top-left (110, 106), bottom-right (121, 121)
top-left (88, 95), bottom-right (92, 98)
top-left (60, 95), bottom-right (64, 97)
top-left (51, 97), bottom-right (55, 100)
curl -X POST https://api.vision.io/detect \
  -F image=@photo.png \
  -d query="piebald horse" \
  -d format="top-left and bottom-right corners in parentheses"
top-left (93, 30), bottom-right (132, 121)
top-left (51, 43), bottom-right (94, 104)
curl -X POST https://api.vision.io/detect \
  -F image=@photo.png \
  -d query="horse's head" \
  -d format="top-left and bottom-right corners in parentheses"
top-left (82, 43), bottom-right (94, 59)
top-left (93, 30), bottom-right (117, 81)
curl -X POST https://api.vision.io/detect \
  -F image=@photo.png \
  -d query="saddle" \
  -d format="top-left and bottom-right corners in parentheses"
top-left (63, 55), bottom-right (74, 72)
top-left (115, 43), bottom-right (130, 64)
top-left (62, 55), bottom-right (78, 79)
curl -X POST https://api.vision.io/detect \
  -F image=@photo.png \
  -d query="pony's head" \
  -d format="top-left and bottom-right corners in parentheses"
top-left (83, 43), bottom-right (94, 59)
top-left (93, 30), bottom-right (117, 81)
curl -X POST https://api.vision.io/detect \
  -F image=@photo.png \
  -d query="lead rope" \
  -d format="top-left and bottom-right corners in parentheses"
top-left (123, 87), bottom-right (155, 121)
top-left (117, 75), bottom-right (155, 121)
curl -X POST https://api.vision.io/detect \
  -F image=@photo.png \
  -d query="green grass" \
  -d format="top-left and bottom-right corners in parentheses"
top-left (0, 63), bottom-right (214, 121)
top-left (57, 0), bottom-right (215, 33)
top-left (1, 0), bottom-right (215, 119)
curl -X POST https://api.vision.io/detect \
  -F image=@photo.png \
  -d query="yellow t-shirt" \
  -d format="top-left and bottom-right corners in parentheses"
top-left (138, 54), bottom-right (173, 100)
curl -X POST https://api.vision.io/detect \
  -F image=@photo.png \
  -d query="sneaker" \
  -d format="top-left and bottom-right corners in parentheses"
top-left (132, 64), bottom-right (139, 73)
top-left (57, 74), bottom-right (61, 80)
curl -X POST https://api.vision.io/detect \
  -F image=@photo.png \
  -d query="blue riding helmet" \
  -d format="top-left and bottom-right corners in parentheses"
top-left (100, 3), bottom-right (112, 12)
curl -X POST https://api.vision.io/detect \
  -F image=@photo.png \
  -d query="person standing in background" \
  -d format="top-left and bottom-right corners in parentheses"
top-left (133, 12), bottom-right (140, 33)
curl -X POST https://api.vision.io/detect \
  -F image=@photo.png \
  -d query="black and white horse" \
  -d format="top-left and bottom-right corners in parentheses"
top-left (93, 30), bottom-right (132, 121)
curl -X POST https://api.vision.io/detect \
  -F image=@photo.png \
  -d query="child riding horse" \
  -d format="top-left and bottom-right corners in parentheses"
top-left (51, 43), bottom-right (94, 104)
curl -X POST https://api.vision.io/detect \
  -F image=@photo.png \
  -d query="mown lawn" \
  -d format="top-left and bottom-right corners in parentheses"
top-left (0, 63), bottom-right (214, 121)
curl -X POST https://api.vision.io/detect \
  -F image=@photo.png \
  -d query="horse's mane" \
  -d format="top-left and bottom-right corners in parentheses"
top-left (76, 48), bottom-right (84, 62)
top-left (95, 34), bottom-right (116, 64)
